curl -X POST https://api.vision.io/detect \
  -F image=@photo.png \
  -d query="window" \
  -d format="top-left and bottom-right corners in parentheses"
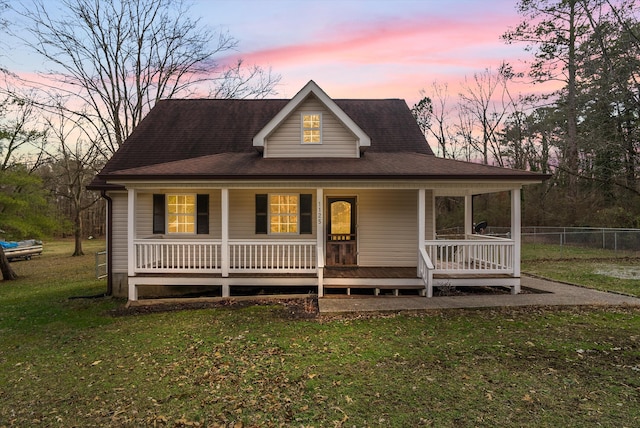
top-left (270, 194), bottom-right (298, 233)
top-left (168, 194), bottom-right (196, 233)
top-left (153, 194), bottom-right (209, 235)
top-left (255, 193), bottom-right (312, 235)
top-left (301, 113), bottom-right (321, 144)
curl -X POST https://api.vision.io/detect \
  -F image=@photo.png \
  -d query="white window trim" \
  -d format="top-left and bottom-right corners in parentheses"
top-left (268, 193), bottom-right (300, 235)
top-left (301, 112), bottom-right (322, 145)
top-left (167, 193), bottom-right (197, 235)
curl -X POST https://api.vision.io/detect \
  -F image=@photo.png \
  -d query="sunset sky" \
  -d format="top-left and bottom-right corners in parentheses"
top-left (2, 0), bottom-right (542, 107)
top-left (192, 0), bottom-right (534, 105)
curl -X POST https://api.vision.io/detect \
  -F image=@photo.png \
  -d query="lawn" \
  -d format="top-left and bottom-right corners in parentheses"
top-left (522, 243), bottom-right (640, 297)
top-left (0, 240), bottom-right (639, 427)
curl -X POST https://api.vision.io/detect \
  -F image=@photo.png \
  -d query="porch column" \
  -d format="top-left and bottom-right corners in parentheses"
top-left (417, 189), bottom-right (426, 278)
top-left (511, 187), bottom-right (521, 294)
top-left (221, 188), bottom-right (229, 280)
top-left (127, 188), bottom-right (136, 278)
top-left (464, 194), bottom-right (473, 236)
top-left (418, 189), bottom-right (426, 248)
top-left (316, 188), bottom-right (324, 297)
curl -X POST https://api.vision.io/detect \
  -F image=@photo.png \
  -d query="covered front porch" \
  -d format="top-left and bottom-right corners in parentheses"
top-left (125, 184), bottom-right (522, 301)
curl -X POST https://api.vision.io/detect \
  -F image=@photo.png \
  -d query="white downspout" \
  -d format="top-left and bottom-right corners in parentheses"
top-left (127, 188), bottom-right (137, 301)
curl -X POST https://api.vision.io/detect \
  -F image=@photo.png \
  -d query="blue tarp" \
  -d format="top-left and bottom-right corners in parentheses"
top-left (0, 241), bottom-right (19, 249)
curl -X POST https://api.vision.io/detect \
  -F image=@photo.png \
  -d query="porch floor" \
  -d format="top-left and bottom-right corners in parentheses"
top-left (324, 266), bottom-right (416, 278)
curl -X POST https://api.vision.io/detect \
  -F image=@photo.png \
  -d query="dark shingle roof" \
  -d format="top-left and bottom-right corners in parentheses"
top-left (97, 98), bottom-right (430, 171)
top-left (90, 97), bottom-right (546, 188)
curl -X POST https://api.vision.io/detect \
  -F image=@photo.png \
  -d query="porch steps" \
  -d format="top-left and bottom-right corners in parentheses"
top-left (322, 278), bottom-right (426, 296)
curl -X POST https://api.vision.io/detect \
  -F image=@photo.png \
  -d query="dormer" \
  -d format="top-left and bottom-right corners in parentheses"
top-left (253, 81), bottom-right (371, 158)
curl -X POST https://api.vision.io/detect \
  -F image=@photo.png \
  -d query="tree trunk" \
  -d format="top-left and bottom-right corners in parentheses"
top-left (73, 210), bottom-right (84, 256)
top-left (0, 246), bottom-right (18, 280)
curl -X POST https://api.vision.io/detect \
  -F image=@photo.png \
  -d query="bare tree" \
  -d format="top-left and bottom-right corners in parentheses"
top-left (12, 0), bottom-right (280, 158)
top-left (455, 106), bottom-right (477, 163)
top-left (458, 67), bottom-right (512, 166)
top-left (41, 106), bottom-right (102, 256)
top-left (412, 82), bottom-right (458, 159)
top-left (0, 91), bottom-right (48, 171)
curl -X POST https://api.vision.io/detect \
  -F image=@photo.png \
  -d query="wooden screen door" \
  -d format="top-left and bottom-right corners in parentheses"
top-left (326, 197), bottom-right (357, 266)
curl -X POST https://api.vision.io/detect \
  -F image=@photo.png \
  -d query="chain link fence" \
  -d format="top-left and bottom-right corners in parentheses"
top-left (438, 227), bottom-right (640, 252)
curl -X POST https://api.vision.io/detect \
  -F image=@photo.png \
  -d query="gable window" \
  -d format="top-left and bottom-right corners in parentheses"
top-left (301, 113), bottom-right (321, 144)
top-left (152, 194), bottom-right (209, 235)
top-left (256, 193), bottom-right (312, 235)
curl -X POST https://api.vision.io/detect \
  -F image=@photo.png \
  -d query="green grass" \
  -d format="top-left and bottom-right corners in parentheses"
top-left (1, 240), bottom-right (639, 427)
top-left (522, 243), bottom-right (640, 297)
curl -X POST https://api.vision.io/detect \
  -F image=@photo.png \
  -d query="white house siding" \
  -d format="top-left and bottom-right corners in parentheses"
top-left (265, 95), bottom-right (358, 158)
top-left (135, 192), bottom-right (153, 237)
top-left (110, 191), bottom-right (128, 274)
top-left (228, 189), bottom-right (316, 239)
top-left (329, 189), bottom-right (418, 267)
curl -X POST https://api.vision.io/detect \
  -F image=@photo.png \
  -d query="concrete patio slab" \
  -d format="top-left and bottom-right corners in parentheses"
top-left (317, 275), bottom-right (640, 314)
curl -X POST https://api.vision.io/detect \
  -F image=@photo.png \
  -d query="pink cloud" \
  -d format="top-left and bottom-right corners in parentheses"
top-left (212, 7), bottom-right (537, 105)
top-left (221, 11), bottom-right (516, 69)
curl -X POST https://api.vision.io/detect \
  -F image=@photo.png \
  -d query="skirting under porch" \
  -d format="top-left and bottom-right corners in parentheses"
top-left (127, 267), bottom-right (521, 301)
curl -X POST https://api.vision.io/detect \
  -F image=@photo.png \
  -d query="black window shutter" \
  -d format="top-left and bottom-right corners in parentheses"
top-left (152, 194), bottom-right (165, 234)
top-left (255, 194), bottom-right (268, 234)
top-left (300, 194), bottom-right (312, 234)
top-left (196, 194), bottom-right (209, 234)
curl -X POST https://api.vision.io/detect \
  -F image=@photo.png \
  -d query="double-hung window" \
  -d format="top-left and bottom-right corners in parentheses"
top-left (301, 113), bottom-right (321, 144)
top-left (153, 193), bottom-right (209, 235)
top-left (255, 193), bottom-right (312, 235)
top-left (167, 194), bottom-right (196, 233)
top-left (269, 194), bottom-right (298, 234)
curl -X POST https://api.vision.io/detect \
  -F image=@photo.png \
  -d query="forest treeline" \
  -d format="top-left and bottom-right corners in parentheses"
top-left (413, 0), bottom-right (640, 229)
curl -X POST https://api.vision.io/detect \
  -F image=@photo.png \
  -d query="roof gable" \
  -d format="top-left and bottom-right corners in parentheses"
top-left (94, 96), bottom-right (432, 178)
top-left (252, 80), bottom-right (371, 155)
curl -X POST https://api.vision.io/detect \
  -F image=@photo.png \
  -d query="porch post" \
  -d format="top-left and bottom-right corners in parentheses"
top-left (511, 187), bottom-right (521, 294)
top-left (316, 188), bottom-right (324, 297)
top-left (221, 188), bottom-right (229, 284)
top-left (418, 189), bottom-right (425, 277)
top-left (464, 194), bottom-right (473, 236)
top-left (127, 188), bottom-right (136, 278)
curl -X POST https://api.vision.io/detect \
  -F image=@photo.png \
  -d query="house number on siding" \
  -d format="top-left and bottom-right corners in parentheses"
top-left (317, 201), bottom-right (322, 225)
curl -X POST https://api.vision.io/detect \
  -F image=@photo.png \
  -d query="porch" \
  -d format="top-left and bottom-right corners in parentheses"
top-left (127, 236), bottom-right (518, 300)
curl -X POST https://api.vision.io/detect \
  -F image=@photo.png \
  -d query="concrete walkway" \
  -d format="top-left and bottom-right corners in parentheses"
top-left (317, 275), bottom-right (640, 314)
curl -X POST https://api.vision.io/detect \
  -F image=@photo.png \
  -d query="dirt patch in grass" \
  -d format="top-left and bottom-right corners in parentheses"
top-left (111, 296), bottom-right (320, 319)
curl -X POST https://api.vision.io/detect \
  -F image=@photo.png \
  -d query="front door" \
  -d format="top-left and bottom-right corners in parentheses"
top-left (326, 197), bottom-right (357, 266)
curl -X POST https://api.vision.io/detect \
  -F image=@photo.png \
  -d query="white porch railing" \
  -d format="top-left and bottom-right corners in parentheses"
top-left (134, 239), bottom-right (318, 274)
top-left (134, 239), bottom-right (222, 273)
top-left (228, 240), bottom-right (317, 273)
top-left (425, 236), bottom-right (515, 275)
top-left (417, 247), bottom-right (435, 297)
